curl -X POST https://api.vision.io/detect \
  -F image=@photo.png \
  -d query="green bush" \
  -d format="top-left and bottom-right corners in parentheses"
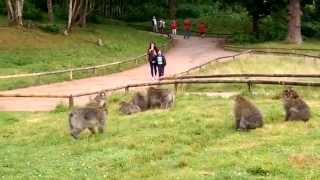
top-left (89, 15), bottom-right (105, 24)
top-left (39, 24), bottom-right (60, 34)
top-left (302, 21), bottom-right (320, 38)
top-left (24, 1), bottom-right (43, 21)
top-left (124, 3), bottom-right (167, 22)
top-left (0, 0), bottom-right (5, 15)
top-left (53, 4), bottom-right (68, 20)
top-left (259, 15), bottom-right (287, 41)
top-left (231, 33), bottom-right (257, 43)
top-left (176, 4), bottom-right (201, 18)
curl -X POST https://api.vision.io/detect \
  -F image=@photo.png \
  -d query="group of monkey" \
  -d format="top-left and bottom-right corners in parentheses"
top-left (68, 87), bottom-right (175, 139)
top-left (68, 87), bottom-right (310, 139)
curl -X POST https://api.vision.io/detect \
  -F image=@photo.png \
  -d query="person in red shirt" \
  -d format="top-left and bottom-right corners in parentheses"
top-left (199, 22), bottom-right (206, 38)
top-left (170, 20), bottom-right (177, 37)
top-left (183, 18), bottom-right (192, 39)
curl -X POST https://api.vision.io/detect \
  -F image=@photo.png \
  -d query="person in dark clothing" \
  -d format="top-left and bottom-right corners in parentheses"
top-left (156, 50), bottom-right (166, 78)
top-left (147, 42), bottom-right (159, 79)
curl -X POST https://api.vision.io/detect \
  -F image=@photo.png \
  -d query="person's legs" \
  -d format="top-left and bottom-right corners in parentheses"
top-left (150, 63), bottom-right (154, 77)
top-left (152, 63), bottom-right (157, 77)
top-left (160, 66), bottom-right (165, 77)
top-left (158, 65), bottom-right (163, 77)
top-left (187, 30), bottom-right (191, 38)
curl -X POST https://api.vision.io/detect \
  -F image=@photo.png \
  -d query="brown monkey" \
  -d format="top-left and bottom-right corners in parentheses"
top-left (69, 92), bottom-right (107, 139)
top-left (233, 95), bottom-right (263, 131)
top-left (282, 88), bottom-right (310, 122)
top-left (147, 87), bottom-right (175, 109)
top-left (132, 92), bottom-right (148, 111)
top-left (119, 101), bottom-right (141, 115)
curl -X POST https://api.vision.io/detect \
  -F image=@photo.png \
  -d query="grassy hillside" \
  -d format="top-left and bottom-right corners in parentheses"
top-left (0, 92), bottom-right (319, 179)
top-left (0, 17), bottom-right (168, 90)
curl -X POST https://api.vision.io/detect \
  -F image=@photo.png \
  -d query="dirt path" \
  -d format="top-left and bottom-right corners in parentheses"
top-left (0, 36), bottom-right (237, 111)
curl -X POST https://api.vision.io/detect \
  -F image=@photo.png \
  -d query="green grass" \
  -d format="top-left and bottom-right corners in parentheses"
top-left (0, 17), bottom-right (168, 90)
top-left (0, 92), bottom-right (320, 179)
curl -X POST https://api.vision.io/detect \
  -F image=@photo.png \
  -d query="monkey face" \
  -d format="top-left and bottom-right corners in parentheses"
top-left (282, 89), bottom-right (299, 99)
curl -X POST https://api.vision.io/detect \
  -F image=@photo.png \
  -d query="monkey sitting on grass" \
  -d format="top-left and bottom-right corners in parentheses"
top-left (233, 95), bottom-right (264, 131)
top-left (68, 92), bottom-right (107, 139)
top-left (282, 88), bottom-right (310, 122)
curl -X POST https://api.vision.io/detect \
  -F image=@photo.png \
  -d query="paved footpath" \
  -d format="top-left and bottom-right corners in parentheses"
top-left (0, 36), bottom-right (237, 111)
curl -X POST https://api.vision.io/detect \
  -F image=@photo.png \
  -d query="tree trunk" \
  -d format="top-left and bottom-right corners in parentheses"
top-left (169, 0), bottom-right (176, 19)
top-left (6, 0), bottom-right (24, 26)
top-left (287, 0), bottom-right (302, 44)
top-left (252, 15), bottom-right (260, 38)
top-left (67, 0), bottom-right (73, 32)
top-left (47, 0), bottom-right (54, 22)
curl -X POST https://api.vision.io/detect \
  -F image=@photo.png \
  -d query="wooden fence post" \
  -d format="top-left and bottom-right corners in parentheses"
top-left (174, 83), bottom-right (179, 94)
top-left (125, 86), bottom-right (129, 93)
top-left (69, 70), bottom-right (73, 80)
top-left (247, 81), bottom-right (252, 93)
top-left (93, 67), bottom-right (97, 74)
top-left (69, 95), bottom-right (74, 109)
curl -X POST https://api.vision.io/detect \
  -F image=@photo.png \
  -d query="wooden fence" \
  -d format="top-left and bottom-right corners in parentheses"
top-left (1, 47), bottom-right (320, 110)
top-left (224, 45), bottom-right (320, 53)
top-left (0, 40), bottom-right (173, 81)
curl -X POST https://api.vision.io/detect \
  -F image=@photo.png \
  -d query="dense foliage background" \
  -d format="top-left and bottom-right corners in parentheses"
top-left (1, 0), bottom-right (320, 42)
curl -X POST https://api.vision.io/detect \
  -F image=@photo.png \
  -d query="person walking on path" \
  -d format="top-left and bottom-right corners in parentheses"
top-left (183, 18), bottom-right (192, 39)
top-left (152, 16), bottom-right (158, 32)
top-left (198, 22), bottom-right (206, 38)
top-left (170, 20), bottom-right (177, 37)
top-left (159, 19), bottom-right (165, 33)
top-left (147, 42), bottom-right (159, 79)
top-left (156, 50), bottom-right (167, 78)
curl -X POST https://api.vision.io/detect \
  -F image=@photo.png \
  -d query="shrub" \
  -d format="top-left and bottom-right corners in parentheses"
top-left (231, 33), bottom-right (257, 43)
top-left (302, 21), bottom-right (320, 38)
top-left (24, 1), bottom-right (43, 21)
top-left (259, 15), bottom-right (287, 41)
top-left (39, 24), bottom-right (60, 34)
top-left (176, 4), bottom-right (201, 18)
top-left (89, 15), bottom-right (105, 24)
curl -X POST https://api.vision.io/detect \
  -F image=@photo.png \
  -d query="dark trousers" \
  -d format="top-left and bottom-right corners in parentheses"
top-left (158, 65), bottom-right (165, 77)
top-left (150, 63), bottom-right (157, 77)
top-left (184, 30), bottom-right (191, 39)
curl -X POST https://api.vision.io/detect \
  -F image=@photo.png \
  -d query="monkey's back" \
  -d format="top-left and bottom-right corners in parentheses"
top-left (286, 98), bottom-right (310, 121)
top-left (234, 97), bottom-right (263, 128)
top-left (69, 107), bottom-right (106, 129)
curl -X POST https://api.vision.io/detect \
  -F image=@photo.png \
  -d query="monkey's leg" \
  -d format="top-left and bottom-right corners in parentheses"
top-left (98, 120), bottom-right (105, 134)
top-left (235, 119), bottom-right (241, 129)
top-left (284, 112), bottom-right (289, 121)
top-left (239, 120), bottom-right (249, 131)
top-left (88, 127), bottom-right (96, 134)
top-left (71, 128), bottom-right (82, 139)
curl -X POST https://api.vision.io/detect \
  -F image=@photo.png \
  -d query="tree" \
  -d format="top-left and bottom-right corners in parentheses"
top-left (169, 0), bottom-right (177, 18)
top-left (47, 0), bottom-right (54, 22)
top-left (223, 0), bottom-right (279, 37)
top-left (6, 0), bottom-right (24, 26)
top-left (287, 0), bottom-right (303, 44)
top-left (67, 0), bottom-right (95, 32)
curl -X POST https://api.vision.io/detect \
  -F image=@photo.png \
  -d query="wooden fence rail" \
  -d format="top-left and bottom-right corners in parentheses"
top-left (161, 73), bottom-right (320, 80)
top-left (0, 41), bottom-right (172, 81)
top-left (2, 45), bottom-right (320, 110)
top-left (224, 45), bottom-right (320, 52)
